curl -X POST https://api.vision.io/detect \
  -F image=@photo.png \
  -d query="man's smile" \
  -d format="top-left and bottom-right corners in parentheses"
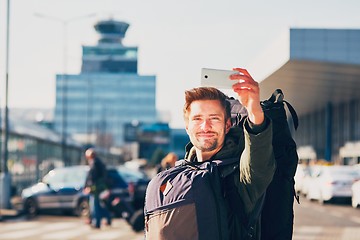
top-left (197, 132), bottom-right (216, 138)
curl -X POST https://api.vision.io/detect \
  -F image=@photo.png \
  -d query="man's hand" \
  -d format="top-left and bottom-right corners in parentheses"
top-left (230, 68), bottom-right (264, 125)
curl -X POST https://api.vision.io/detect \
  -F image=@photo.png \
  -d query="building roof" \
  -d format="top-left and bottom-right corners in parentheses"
top-left (1, 115), bottom-right (81, 147)
top-left (259, 59), bottom-right (360, 116)
top-left (253, 28), bottom-right (360, 117)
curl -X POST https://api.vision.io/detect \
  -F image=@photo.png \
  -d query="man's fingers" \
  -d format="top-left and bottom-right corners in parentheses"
top-left (232, 81), bottom-right (259, 92)
top-left (232, 87), bottom-right (257, 96)
top-left (232, 68), bottom-right (252, 78)
top-left (229, 71), bottom-right (257, 85)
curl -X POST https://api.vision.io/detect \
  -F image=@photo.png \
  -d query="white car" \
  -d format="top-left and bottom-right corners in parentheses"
top-left (306, 165), bottom-right (360, 204)
top-left (298, 165), bottom-right (321, 197)
top-left (294, 164), bottom-right (312, 194)
top-left (351, 180), bottom-right (360, 208)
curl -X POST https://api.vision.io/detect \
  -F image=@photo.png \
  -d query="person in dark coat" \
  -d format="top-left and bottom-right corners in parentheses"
top-left (83, 148), bottom-right (112, 229)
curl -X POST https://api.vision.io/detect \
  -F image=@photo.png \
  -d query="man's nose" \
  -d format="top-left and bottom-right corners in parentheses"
top-left (200, 119), bottom-right (212, 131)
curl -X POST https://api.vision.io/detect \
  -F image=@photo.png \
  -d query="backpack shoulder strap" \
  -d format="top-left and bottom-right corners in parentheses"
top-left (208, 157), bottom-right (239, 178)
top-left (227, 97), bottom-right (248, 126)
top-left (261, 89), bottom-right (299, 130)
top-left (284, 100), bottom-right (299, 130)
top-left (177, 158), bottom-right (240, 176)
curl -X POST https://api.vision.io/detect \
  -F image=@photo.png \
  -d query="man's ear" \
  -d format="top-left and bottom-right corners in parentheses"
top-left (225, 118), bottom-right (231, 134)
top-left (185, 123), bottom-right (189, 135)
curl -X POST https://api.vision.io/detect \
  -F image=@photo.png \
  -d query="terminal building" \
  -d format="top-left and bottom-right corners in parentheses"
top-left (256, 28), bottom-right (360, 165)
top-left (54, 19), bottom-right (157, 149)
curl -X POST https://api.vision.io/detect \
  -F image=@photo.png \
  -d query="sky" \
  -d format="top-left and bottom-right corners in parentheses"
top-left (0, 0), bottom-right (360, 128)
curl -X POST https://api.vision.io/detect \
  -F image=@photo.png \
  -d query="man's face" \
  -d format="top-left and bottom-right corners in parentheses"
top-left (185, 100), bottom-right (231, 157)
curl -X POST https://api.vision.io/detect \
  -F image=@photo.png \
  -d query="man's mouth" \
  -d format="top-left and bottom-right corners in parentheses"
top-left (197, 132), bottom-right (216, 138)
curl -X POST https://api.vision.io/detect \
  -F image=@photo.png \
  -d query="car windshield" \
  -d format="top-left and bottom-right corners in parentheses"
top-left (107, 169), bottom-right (128, 188)
top-left (117, 166), bottom-right (148, 183)
top-left (42, 167), bottom-right (88, 188)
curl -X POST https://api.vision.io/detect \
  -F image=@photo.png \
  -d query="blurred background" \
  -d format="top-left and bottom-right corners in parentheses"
top-left (1, 0), bottom-right (360, 228)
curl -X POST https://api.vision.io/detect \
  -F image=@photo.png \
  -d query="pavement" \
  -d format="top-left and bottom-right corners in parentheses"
top-left (0, 208), bottom-right (23, 221)
top-left (0, 196), bottom-right (24, 221)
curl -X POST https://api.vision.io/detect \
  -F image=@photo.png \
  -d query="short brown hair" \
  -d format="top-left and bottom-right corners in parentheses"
top-left (183, 87), bottom-right (231, 123)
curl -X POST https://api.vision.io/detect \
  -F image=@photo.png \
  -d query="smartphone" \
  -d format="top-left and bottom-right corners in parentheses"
top-left (200, 68), bottom-right (238, 89)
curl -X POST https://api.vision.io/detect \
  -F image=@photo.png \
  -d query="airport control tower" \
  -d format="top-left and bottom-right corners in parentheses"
top-left (54, 19), bottom-right (157, 148)
top-left (81, 19), bottom-right (138, 73)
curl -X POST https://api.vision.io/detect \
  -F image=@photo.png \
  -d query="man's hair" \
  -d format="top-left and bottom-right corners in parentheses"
top-left (183, 87), bottom-right (231, 123)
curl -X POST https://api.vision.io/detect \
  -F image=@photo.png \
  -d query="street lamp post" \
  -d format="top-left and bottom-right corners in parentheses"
top-left (1, 0), bottom-right (12, 216)
top-left (34, 13), bottom-right (96, 165)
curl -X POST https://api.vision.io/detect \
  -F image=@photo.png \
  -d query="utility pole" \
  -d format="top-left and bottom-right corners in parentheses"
top-left (1, 0), bottom-right (12, 215)
top-left (34, 13), bottom-right (96, 165)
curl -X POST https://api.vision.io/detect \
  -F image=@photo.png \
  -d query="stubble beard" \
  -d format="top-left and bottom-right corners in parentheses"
top-left (195, 137), bottom-right (218, 152)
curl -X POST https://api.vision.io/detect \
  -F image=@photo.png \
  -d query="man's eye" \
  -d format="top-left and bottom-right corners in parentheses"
top-left (210, 117), bottom-right (221, 121)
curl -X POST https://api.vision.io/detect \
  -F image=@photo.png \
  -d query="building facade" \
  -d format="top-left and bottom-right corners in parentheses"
top-left (54, 19), bottom-right (157, 148)
top-left (258, 28), bottom-right (360, 164)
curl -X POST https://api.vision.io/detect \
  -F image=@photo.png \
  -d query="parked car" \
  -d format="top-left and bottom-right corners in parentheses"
top-left (21, 165), bottom-right (132, 217)
top-left (297, 165), bottom-right (319, 197)
top-left (294, 164), bottom-right (312, 194)
top-left (351, 179), bottom-right (360, 208)
top-left (117, 165), bottom-right (150, 210)
top-left (306, 165), bottom-right (360, 204)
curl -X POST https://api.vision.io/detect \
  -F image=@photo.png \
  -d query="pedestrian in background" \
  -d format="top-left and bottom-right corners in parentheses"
top-left (83, 148), bottom-right (112, 229)
top-left (157, 152), bottom-right (178, 173)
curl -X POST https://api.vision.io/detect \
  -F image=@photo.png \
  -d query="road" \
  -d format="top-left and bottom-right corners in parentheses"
top-left (1, 198), bottom-right (360, 239)
top-left (0, 214), bottom-right (144, 240)
top-left (293, 197), bottom-right (360, 240)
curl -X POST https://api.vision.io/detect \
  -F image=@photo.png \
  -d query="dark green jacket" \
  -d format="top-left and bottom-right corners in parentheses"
top-left (184, 117), bottom-right (276, 239)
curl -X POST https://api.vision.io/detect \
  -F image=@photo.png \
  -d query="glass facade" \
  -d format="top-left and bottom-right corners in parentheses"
top-left (54, 20), bottom-right (157, 148)
top-left (295, 99), bottom-right (360, 164)
top-left (290, 29), bottom-right (360, 65)
top-left (290, 29), bottom-right (360, 164)
top-left (82, 46), bottom-right (138, 73)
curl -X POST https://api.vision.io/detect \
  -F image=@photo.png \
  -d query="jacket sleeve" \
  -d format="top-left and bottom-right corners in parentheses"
top-left (237, 117), bottom-right (276, 214)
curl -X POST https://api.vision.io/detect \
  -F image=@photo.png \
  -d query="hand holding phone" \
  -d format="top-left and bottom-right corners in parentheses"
top-left (200, 68), bottom-right (238, 89)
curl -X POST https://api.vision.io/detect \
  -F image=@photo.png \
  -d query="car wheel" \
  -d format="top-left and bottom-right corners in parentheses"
top-left (24, 198), bottom-right (38, 218)
top-left (75, 198), bottom-right (90, 217)
top-left (319, 194), bottom-right (329, 205)
top-left (129, 209), bottom-right (145, 232)
top-left (306, 191), bottom-right (313, 201)
top-left (133, 199), bottom-right (145, 210)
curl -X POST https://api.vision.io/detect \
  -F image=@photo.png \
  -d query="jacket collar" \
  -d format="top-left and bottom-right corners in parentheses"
top-left (184, 127), bottom-right (243, 162)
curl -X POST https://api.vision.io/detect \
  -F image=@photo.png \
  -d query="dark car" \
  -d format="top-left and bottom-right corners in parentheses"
top-left (116, 166), bottom-right (150, 232)
top-left (117, 166), bottom-right (150, 210)
top-left (21, 165), bottom-right (132, 218)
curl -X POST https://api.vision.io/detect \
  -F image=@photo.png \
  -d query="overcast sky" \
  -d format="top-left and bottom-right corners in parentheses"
top-left (1, 0), bottom-right (360, 128)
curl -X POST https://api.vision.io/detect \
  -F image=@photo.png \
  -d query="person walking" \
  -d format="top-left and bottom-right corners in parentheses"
top-left (83, 148), bottom-right (112, 229)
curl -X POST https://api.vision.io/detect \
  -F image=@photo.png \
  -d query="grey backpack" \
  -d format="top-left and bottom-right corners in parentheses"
top-left (144, 157), bottom-right (262, 240)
